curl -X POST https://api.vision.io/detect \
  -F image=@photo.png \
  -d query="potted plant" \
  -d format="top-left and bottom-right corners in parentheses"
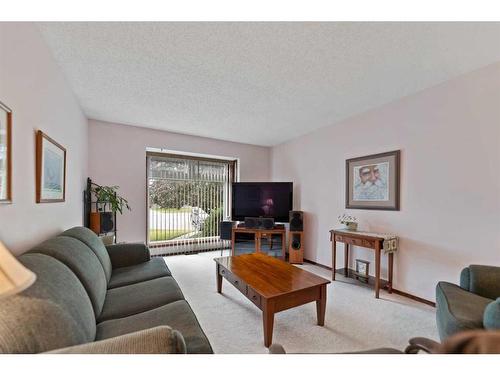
top-left (90, 184), bottom-right (131, 214)
top-left (338, 213), bottom-right (358, 231)
top-left (90, 183), bottom-right (131, 245)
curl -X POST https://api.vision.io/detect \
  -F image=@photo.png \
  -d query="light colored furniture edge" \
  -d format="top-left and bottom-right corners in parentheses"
top-left (46, 326), bottom-right (186, 354)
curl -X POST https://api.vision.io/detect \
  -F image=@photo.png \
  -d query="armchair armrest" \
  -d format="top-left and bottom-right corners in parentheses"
top-left (460, 265), bottom-right (500, 300)
top-left (46, 326), bottom-right (186, 354)
top-left (105, 242), bottom-right (151, 269)
top-left (405, 337), bottom-right (441, 354)
top-left (484, 298), bottom-right (500, 330)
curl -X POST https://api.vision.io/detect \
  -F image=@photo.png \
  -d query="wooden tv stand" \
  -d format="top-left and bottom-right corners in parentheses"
top-left (231, 224), bottom-right (286, 260)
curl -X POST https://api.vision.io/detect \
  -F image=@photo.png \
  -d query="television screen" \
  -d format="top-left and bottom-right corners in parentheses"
top-left (231, 182), bottom-right (293, 222)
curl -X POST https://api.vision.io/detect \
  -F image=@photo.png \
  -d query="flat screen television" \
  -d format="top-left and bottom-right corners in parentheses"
top-left (231, 182), bottom-right (293, 222)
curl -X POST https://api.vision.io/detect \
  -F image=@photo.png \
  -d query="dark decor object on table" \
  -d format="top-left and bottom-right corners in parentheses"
top-left (220, 221), bottom-right (235, 240)
top-left (436, 264), bottom-right (500, 340)
top-left (354, 259), bottom-right (370, 283)
top-left (243, 216), bottom-right (274, 229)
top-left (345, 150), bottom-right (400, 210)
top-left (244, 216), bottom-right (258, 229)
top-left (289, 211), bottom-right (303, 231)
top-left (0, 100), bottom-right (12, 203)
top-left (219, 221), bottom-right (235, 256)
top-left (261, 217), bottom-right (275, 229)
top-left (35, 130), bottom-right (66, 203)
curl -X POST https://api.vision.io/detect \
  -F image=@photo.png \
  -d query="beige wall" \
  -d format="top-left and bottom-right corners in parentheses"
top-left (271, 63), bottom-right (500, 301)
top-left (0, 23), bottom-right (88, 254)
top-left (88, 120), bottom-right (271, 243)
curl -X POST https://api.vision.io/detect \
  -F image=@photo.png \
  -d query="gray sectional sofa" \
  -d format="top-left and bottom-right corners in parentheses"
top-left (0, 226), bottom-right (213, 354)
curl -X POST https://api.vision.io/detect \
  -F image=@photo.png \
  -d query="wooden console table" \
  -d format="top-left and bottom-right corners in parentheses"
top-left (330, 229), bottom-right (395, 299)
top-left (231, 225), bottom-right (286, 260)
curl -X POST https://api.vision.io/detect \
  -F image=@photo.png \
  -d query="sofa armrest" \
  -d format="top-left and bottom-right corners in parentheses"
top-left (460, 265), bottom-right (500, 300)
top-left (484, 298), bottom-right (500, 330)
top-left (105, 242), bottom-right (151, 269)
top-left (46, 326), bottom-right (186, 354)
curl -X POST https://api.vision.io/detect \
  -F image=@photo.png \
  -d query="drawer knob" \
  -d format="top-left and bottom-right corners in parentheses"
top-left (252, 295), bottom-right (257, 300)
top-left (221, 270), bottom-right (225, 274)
top-left (234, 280), bottom-right (238, 285)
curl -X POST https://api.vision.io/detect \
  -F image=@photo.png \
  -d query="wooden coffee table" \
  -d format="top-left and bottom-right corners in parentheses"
top-left (214, 253), bottom-right (330, 347)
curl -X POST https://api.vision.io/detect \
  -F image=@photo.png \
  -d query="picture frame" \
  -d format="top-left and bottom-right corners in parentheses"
top-left (345, 150), bottom-right (400, 210)
top-left (0, 101), bottom-right (12, 204)
top-left (354, 259), bottom-right (370, 283)
top-left (36, 130), bottom-right (66, 203)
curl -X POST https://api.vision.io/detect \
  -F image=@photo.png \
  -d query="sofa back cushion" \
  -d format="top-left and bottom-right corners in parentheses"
top-left (0, 254), bottom-right (96, 353)
top-left (62, 226), bottom-right (112, 282)
top-left (29, 236), bottom-right (107, 317)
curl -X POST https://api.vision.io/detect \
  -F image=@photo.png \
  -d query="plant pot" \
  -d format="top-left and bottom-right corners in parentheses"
top-left (345, 222), bottom-right (358, 231)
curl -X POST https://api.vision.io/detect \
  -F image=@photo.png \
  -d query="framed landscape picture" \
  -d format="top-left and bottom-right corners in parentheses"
top-left (0, 101), bottom-right (12, 203)
top-left (36, 130), bottom-right (66, 203)
top-left (345, 150), bottom-right (400, 210)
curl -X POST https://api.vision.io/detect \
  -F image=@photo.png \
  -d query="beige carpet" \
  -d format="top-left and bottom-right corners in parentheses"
top-left (164, 250), bottom-right (438, 354)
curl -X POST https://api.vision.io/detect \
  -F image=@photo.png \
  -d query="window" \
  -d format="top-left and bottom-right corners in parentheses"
top-left (146, 152), bottom-right (237, 255)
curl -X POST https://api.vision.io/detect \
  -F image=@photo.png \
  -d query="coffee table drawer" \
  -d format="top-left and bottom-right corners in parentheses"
top-left (226, 272), bottom-right (247, 293)
top-left (246, 286), bottom-right (261, 308)
top-left (219, 266), bottom-right (228, 277)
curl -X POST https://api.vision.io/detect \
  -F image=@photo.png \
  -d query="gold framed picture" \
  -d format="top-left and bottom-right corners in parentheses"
top-left (0, 101), bottom-right (12, 203)
top-left (36, 130), bottom-right (66, 203)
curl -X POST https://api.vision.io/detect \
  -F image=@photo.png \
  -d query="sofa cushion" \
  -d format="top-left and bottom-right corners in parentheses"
top-left (436, 281), bottom-right (492, 340)
top-left (96, 300), bottom-right (213, 354)
top-left (109, 257), bottom-right (171, 289)
top-left (29, 236), bottom-right (107, 317)
top-left (62, 226), bottom-right (113, 282)
top-left (0, 254), bottom-right (96, 353)
top-left (98, 276), bottom-right (184, 322)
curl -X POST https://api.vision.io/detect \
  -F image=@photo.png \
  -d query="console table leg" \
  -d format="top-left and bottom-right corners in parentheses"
top-left (316, 284), bottom-right (327, 326)
top-left (332, 240), bottom-right (336, 280)
top-left (375, 244), bottom-right (381, 299)
top-left (344, 243), bottom-right (349, 277)
top-left (216, 265), bottom-right (222, 293)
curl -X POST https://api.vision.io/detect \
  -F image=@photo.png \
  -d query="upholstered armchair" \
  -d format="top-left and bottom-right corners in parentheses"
top-left (269, 330), bottom-right (500, 354)
top-left (436, 265), bottom-right (500, 340)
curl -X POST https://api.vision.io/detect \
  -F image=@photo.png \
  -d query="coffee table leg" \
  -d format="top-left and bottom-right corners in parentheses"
top-left (263, 301), bottom-right (275, 347)
top-left (216, 265), bottom-right (222, 293)
top-left (316, 284), bottom-right (327, 326)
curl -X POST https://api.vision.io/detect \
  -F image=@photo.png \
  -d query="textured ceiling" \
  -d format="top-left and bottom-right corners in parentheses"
top-left (38, 22), bottom-right (500, 146)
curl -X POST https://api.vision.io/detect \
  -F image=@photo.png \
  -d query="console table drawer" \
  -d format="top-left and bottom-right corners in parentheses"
top-left (362, 239), bottom-right (375, 248)
top-left (336, 236), bottom-right (363, 247)
top-left (246, 286), bottom-right (261, 308)
top-left (335, 234), bottom-right (375, 248)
